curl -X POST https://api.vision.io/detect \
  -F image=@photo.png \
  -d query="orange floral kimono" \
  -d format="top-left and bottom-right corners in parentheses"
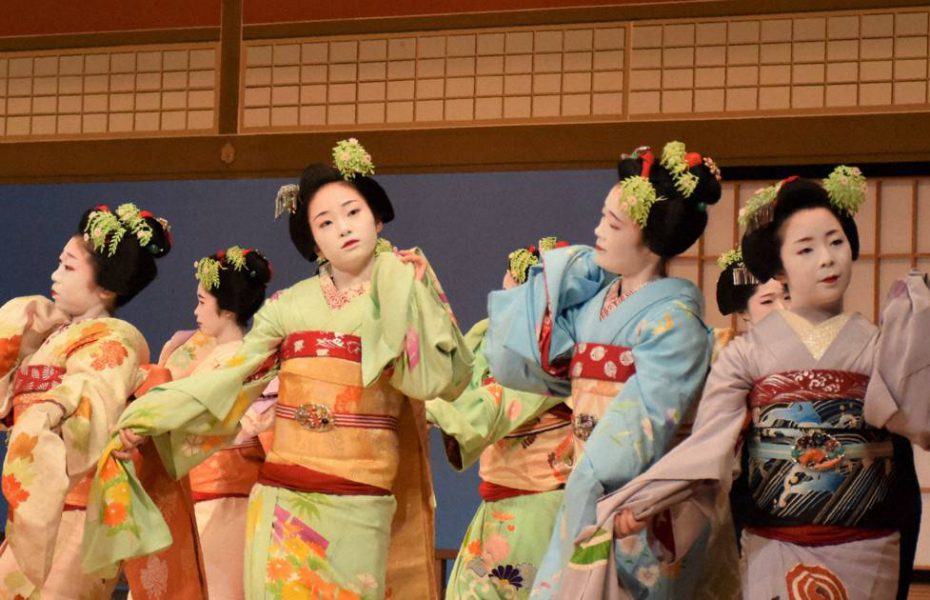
top-left (0, 296), bottom-right (148, 599)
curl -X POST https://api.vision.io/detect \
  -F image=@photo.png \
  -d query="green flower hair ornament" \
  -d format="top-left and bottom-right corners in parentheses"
top-left (333, 138), bottom-right (375, 180)
top-left (660, 141), bottom-right (699, 197)
top-left (84, 202), bottom-right (163, 257)
top-left (194, 245), bottom-right (249, 291)
top-left (738, 166), bottom-right (866, 233)
top-left (738, 183), bottom-right (781, 231)
top-left (194, 256), bottom-right (222, 291)
top-left (508, 236), bottom-right (570, 284)
top-left (823, 165), bottom-right (867, 216)
top-left (115, 203), bottom-right (154, 247)
top-left (85, 209), bottom-right (125, 257)
top-left (508, 249), bottom-right (539, 285)
top-left (617, 175), bottom-right (664, 228)
top-left (717, 247), bottom-right (744, 271)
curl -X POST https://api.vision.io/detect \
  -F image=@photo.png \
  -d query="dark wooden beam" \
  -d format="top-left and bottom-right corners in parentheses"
top-left (218, 0), bottom-right (243, 135)
top-left (1, 111), bottom-right (928, 183)
top-left (0, 28), bottom-right (219, 52)
top-left (243, 0), bottom-right (924, 39)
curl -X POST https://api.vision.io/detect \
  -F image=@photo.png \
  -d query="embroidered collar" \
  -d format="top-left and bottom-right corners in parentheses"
top-left (319, 263), bottom-right (371, 311)
top-left (599, 278), bottom-right (656, 320)
top-left (780, 310), bottom-right (852, 361)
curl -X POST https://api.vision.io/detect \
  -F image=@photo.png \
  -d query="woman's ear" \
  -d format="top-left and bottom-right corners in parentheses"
top-left (375, 220), bottom-right (384, 234)
top-left (98, 288), bottom-right (117, 309)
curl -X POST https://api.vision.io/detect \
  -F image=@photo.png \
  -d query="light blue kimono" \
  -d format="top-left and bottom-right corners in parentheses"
top-left (486, 245), bottom-right (713, 599)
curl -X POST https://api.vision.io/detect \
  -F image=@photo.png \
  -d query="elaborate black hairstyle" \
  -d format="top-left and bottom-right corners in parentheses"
top-left (741, 177), bottom-right (861, 283)
top-left (196, 247), bottom-right (272, 327)
top-left (287, 164), bottom-right (394, 263)
top-left (615, 142), bottom-right (722, 258)
top-left (78, 203), bottom-right (172, 308)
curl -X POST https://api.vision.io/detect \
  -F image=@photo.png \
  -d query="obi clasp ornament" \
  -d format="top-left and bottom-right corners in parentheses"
top-left (295, 403), bottom-right (335, 432)
top-left (791, 430), bottom-right (845, 471)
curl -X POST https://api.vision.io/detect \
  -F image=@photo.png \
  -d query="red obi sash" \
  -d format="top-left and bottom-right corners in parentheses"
top-left (13, 364), bottom-right (64, 396)
top-left (281, 331), bottom-right (361, 363)
top-left (478, 481), bottom-right (563, 502)
top-left (748, 369), bottom-right (869, 408)
top-left (569, 343), bottom-right (636, 382)
top-left (258, 462), bottom-right (390, 496)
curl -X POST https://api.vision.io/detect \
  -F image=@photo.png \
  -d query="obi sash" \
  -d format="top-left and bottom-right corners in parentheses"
top-left (261, 330), bottom-right (404, 496)
top-left (11, 364), bottom-right (65, 421)
top-left (189, 438), bottom-right (265, 502)
top-left (478, 402), bottom-right (573, 499)
top-left (568, 342), bottom-right (636, 443)
top-left (745, 369), bottom-right (897, 538)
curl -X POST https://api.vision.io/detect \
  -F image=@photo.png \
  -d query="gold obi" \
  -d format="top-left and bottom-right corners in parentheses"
top-left (266, 331), bottom-right (406, 491)
top-left (478, 405), bottom-right (574, 492)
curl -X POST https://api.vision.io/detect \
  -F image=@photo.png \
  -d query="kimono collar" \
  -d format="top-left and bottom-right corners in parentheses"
top-left (780, 311), bottom-right (852, 361)
top-left (598, 277), bottom-right (704, 329)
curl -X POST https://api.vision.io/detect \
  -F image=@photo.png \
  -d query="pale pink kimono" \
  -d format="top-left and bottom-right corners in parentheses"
top-left (560, 272), bottom-right (930, 600)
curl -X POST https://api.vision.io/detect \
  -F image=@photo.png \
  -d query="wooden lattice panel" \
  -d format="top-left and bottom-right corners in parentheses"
top-left (241, 25), bottom-right (625, 129)
top-left (0, 43), bottom-right (218, 139)
top-left (676, 176), bottom-right (930, 332)
top-left (241, 7), bottom-right (930, 131)
top-left (630, 10), bottom-right (930, 115)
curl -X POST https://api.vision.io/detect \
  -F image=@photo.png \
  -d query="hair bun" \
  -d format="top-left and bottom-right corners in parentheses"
top-left (143, 215), bottom-right (172, 258)
top-left (686, 162), bottom-right (723, 208)
top-left (245, 249), bottom-right (273, 286)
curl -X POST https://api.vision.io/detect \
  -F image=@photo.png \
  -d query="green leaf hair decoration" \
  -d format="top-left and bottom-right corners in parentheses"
top-left (717, 247), bottom-right (744, 271)
top-left (537, 236), bottom-right (559, 253)
top-left (194, 256), bottom-right (222, 291)
top-left (660, 141), bottom-right (699, 197)
top-left (823, 165), bottom-right (867, 216)
top-left (738, 183), bottom-right (781, 231)
top-left (332, 138), bottom-right (375, 180)
top-left (225, 245), bottom-right (247, 271)
top-left (115, 203), bottom-right (154, 247)
top-left (84, 209), bottom-right (126, 257)
top-left (617, 175), bottom-right (663, 228)
top-left (508, 249), bottom-right (540, 285)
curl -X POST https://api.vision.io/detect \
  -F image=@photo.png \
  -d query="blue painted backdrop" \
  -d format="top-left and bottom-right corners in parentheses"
top-left (0, 168), bottom-right (616, 547)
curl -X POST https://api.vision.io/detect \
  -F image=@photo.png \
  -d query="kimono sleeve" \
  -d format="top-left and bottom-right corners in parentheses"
top-left (131, 292), bottom-right (286, 477)
top-left (0, 296), bottom-right (68, 417)
top-left (2, 318), bottom-right (145, 588)
top-left (866, 271), bottom-right (930, 448)
top-left (44, 320), bottom-right (147, 478)
top-left (426, 322), bottom-right (563, 470)
top-left (361, 249), bottom-right (473, 401)
top-left (485, 245), bottom-right (609, 397)
top-left (82, 294), bottom-right (286, 578)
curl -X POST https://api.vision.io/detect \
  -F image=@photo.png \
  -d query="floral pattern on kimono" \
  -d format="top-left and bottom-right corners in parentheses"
top-left (485, 246), bottom-right (713, 598)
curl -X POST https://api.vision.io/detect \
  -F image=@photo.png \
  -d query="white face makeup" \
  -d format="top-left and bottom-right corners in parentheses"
top-left (593, 185), bottom-right (655, 277)
top-left (308, 181), bottom-right (382, 277)
top-left (777, 207), bottom-right (852, 314)
top-left (742, 278), bottom-right (789, 325)
top-left (50, 236), bottom-right (111, 320)
top-left (193, 283), bottom-right (235, 338)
